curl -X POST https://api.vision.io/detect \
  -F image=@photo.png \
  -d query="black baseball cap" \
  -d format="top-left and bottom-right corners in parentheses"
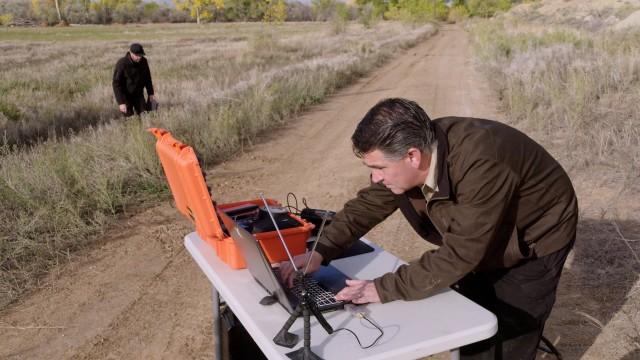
top-left (130, 43), bottom-right (145, 56)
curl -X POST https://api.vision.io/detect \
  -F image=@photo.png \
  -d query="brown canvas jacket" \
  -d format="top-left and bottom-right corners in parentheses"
top-left (314, 117), bottom-right (578, 303)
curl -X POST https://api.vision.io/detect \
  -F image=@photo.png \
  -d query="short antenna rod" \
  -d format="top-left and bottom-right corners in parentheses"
top-left (303, 214), bottom-right (327, 275)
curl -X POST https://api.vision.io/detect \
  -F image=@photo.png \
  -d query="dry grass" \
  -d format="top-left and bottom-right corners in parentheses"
top-left (469, 20), bottom-right (639, 177)
top-left (469, 14), bottom-right (640, 358)
top-left (506, 0), bottom-right (640, 32)
top-left (0, 21), bottom-right (437, 308)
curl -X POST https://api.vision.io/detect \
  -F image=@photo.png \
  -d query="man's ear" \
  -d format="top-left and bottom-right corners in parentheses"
top-left (406, 148), bottom-right (423, 169)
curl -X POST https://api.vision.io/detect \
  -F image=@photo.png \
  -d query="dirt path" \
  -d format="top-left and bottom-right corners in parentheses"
top-left (1, 24), bottom-right (637, 360)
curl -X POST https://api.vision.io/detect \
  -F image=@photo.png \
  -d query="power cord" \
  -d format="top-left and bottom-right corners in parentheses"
top-left (334, 308), bottom-right (384, 349)
top-left (286, 192), bottom-right (301, 215)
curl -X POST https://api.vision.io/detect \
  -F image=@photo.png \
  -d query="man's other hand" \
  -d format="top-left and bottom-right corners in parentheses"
top-left (279, 251), bottom-right (323, 288)
top-left (335, 279), bottom-right (380, 304)
top-left (119, 104), bottom-right (127, 113)
top-left (149, 95), bottom-right (156, 102)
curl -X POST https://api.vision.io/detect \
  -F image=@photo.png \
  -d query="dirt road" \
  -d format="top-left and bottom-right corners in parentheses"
top-left (1, 24), bottom-right (637, 360)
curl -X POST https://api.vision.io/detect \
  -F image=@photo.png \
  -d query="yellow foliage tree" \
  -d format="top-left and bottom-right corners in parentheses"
top-left (263, 0), bottom-right (286, 23)
top-left (174, 0), bottom-right (224, 24)
top-left (0, 13), bottom-right (13, 26)
top-left (31, 0), bottom-right (63, 24)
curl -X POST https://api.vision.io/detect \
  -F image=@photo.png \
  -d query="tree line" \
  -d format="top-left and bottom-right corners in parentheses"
top-left (0, 0), bottom-right (517, 26)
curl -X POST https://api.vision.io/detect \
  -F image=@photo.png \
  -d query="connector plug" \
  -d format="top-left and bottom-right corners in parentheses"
top-left (345, 304), bottom-right (365, 319)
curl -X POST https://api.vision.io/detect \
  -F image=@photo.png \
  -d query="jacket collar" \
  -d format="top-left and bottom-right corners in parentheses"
top-left (431, 123), bottom-right (451, 201)
top-left (126, 52), bottom-right (141, 66)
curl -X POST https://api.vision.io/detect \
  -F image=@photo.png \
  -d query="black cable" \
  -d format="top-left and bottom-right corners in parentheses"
top-left (286, 192), bottom-right (301, 214)
top-left (334, 314), bottom-right (384, 349)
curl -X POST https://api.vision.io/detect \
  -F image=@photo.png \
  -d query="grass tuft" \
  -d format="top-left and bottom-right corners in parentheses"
top-left (470, 20), bottom-right (640, 176)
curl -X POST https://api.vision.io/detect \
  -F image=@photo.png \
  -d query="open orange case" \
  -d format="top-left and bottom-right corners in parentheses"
top-left (148, 128), bottom-right (313, 269)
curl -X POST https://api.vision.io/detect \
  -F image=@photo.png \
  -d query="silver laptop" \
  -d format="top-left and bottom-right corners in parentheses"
top-left (221, 211), bottom-right (348, 314)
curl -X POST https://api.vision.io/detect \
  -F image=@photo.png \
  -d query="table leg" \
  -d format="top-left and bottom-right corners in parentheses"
top-left (212, 287), bottom-right (222, 360)
top-left (450, 348), bottom-right (460, 360)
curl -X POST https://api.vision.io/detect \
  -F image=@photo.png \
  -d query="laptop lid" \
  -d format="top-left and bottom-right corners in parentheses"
top-left (220, 210), bottom-right (296, 313)
top-left (223, 209), bottom-right (349, 314)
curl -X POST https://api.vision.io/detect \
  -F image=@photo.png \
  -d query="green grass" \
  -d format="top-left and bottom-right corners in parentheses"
top-left (0, 22), bottom-right (320, 42)
top-left (0, 21), bottom-right (437, 308)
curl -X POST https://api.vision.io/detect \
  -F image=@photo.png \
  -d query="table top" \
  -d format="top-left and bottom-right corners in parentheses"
top-left (185, 232), bottom-right (497, 360)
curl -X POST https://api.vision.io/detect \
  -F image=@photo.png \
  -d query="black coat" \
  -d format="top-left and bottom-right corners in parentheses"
top-left (112, 52), bottom-right (154, 105)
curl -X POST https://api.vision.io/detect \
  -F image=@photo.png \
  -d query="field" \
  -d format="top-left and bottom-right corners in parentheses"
top-left (0, 21), bottom-right (437, 308)
top-left (1, 2), bottom-right (640, 358)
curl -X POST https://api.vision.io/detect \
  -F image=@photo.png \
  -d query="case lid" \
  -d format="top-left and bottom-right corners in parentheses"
top-left (148, 128), bottom-right (224, 241)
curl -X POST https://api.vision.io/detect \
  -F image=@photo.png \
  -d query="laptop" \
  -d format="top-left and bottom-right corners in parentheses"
top-left (220, 211), bottom-right (349, 314)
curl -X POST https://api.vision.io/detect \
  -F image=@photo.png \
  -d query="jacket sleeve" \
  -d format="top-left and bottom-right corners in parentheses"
top-left (315, 182), bottom-right (397, 262)
top-left (374, 158), bottom-right (519, 303)
top-left (112, 60), bottom-right (127, 105)
top-left (144, 59), bottom-right (154, 96)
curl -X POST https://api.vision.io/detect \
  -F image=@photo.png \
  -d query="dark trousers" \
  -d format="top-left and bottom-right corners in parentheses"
top-left (456, 239), bottom-right (574, 360)
top-left (123, 96), bottom-right (146, 117)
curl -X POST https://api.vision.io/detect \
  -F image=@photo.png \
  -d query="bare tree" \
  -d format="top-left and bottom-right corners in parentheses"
top-left (54, 0), bottom-right (62, 22)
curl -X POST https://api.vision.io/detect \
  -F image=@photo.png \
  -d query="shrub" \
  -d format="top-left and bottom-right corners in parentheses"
top-left (312, 0), bottom-right (337, 21)
top-left (385, 0), bottom-right (447, 24)
top-left (447, 5), bottom-right (469, 23)
top-left (0, 0), bottom-right (29, 20)
top-left (330, 2), bottom-right (350, 34)
top-left (470, 21), bottom-right (640, 171)
top-left (467, 0), bottom-right (511, 18)
top-left (0, 13), bottom-right (13, 25)
top-left (358, 3), bottom-right (378, 28)
top-left (0, 100), bottom-right (20, 122)
top-left (286, 1), bottom-right (313, 21)
top-left (263, 0), bottom-right (287, 23)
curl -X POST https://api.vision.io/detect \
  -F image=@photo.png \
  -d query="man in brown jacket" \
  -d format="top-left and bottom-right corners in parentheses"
top-left (280, 98), bottom-right (577, 359)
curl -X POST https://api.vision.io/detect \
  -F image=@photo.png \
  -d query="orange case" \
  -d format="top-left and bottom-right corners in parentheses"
top-left (148, 128), bottom-right (312, 269)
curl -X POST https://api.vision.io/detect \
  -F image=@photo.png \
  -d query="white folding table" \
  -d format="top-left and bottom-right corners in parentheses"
top-left (185, 232), bottom-right (497, 360)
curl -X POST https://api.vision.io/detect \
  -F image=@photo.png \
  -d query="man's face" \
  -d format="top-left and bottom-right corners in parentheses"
top-left (130, 52), bottom-right (142, 62)
top-left (363, 149), bottom-right (426, 194)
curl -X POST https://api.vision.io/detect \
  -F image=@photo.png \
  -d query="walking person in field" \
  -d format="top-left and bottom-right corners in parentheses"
top-left (280, 98), bottom-right (577, 359)
top-left (112, 43), bottom-right (157, 117)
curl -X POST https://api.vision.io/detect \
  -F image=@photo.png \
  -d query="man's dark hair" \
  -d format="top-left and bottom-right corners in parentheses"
top-left (351, 98), bottom-right (435, 159)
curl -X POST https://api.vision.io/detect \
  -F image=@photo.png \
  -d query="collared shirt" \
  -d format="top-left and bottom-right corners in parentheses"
top-left (421, 142), bottom-right (438, 202)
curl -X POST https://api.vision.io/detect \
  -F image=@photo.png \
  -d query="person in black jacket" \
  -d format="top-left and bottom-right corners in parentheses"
top-left (112, 43), bottom-right (157, 117)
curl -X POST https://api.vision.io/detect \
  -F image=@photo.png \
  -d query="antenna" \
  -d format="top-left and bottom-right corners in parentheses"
top-left (303, 214), bottom-right (327, 275)
top-left (258, 193), bottom-right (298, 272)
top-left (267, 196), bottom-right (335, 356)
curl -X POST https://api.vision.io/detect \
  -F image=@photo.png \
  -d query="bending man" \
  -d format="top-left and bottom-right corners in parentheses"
top-left (280, 98), bottom-right (577, 359)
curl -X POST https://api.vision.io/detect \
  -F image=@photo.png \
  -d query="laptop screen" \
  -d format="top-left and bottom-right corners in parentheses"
top-left (220, 210), bottom-right (295, 312)
top-left (220, 208), bottom-right (348, 314)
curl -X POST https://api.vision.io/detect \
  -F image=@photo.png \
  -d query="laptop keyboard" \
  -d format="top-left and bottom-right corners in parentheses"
top-left (273, 268), bottom-right (341, 308)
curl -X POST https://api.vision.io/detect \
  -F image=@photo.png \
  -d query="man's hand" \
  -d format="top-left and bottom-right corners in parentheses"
top-left (279, 251), bottom-right (323, 288)
top-left (335, 279), bottom-right (380, 304)
top-left (149, 95), bottom-right (156, 102)
top-left (118, 104), bottom-right (127, 113)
